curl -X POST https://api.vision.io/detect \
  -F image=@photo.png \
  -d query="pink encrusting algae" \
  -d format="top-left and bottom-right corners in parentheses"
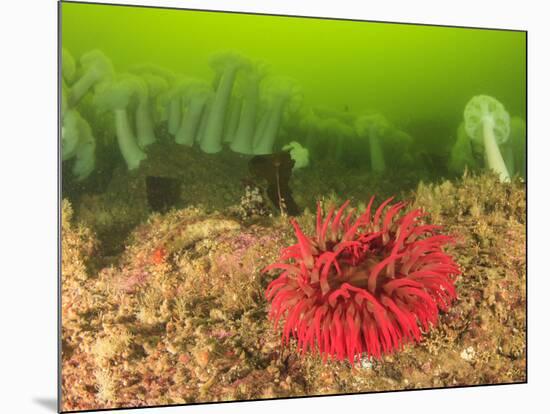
top-left (264, 197), bottom-right (461, 364)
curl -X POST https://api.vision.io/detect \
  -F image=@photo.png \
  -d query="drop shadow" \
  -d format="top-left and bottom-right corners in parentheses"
top-left (33, 397), bottom-right (57, 412)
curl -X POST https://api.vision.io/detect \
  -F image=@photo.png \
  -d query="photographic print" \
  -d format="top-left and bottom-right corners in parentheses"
top-left (59, 1), bottom-right (526, 411)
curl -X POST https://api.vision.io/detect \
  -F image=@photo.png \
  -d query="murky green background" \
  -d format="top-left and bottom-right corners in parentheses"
top-left (61, 1), bottom-right (526, 141)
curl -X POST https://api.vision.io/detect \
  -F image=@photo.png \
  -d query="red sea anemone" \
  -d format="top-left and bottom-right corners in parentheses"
top-left (264, 197), bottom-right (460, 364)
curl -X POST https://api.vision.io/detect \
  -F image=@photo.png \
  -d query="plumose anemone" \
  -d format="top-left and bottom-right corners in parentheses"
top-left (69, 50), bottom-right (114, 107)
top-left (175, 79), bottom-right (213, 147)
top-left (94, 77), bottom-right (147, 170)
top-left (282, 141), bottom-right (309, 170)
top-left (354, 112), bottom-right (390, 173)
top-left (254, 76), bottom-right (302, 155)
top-left (463, 95), bottom-right (511, 182)
top-left (264, 198), bottom-right (460, 363)
top-left (230, 60), bottom-right (269, 154)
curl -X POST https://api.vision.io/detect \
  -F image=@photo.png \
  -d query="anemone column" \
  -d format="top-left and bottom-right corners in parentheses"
top-left (231, 67), bottom-right (264, 154)
top-left (201, 52), bottom-right (249, 154)
top-left (253, 76), bottom-right (301, 155)
top-left (254, 95), bottom-right (287, 155)
top-left (368, 129), bottom-right (386, 173)
top-left (135, 88), bottom-right (156, 148)
top-left (114, 109), bottom-right (147, 170)
top-left (167, 96), bottom-right (182, 136)
top-left (355, 113), bottom-right (390, 174)
top-left (176, 90), bottom-right (211, 147)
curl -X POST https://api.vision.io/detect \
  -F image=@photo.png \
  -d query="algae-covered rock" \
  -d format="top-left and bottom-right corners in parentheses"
top-left (61, 172), bottom-right (525, 410)
top-left (61, 199), bottom-right (97, 282)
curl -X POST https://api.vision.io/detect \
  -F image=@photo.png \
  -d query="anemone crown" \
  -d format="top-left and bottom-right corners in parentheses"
top-left (264, 198), bottom-right (460, 364)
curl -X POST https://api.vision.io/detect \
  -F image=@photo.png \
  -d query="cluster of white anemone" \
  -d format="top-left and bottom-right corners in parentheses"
top-left (61, 49), bottom-right (106, 180)
top-left (298, 106), bottom-right (413, 174)
top-left (61, 49), bottom-right (309, 180)
top-left (61, 49), bottom-right (523, 183)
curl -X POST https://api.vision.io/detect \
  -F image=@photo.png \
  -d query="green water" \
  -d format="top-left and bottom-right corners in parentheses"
top-left (60, 1), bottom-right (526, 194)
top-left (62, 2), bottom-right (526, 122)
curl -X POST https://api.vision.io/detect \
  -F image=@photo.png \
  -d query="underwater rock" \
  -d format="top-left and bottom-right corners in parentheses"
top-left (138, 142), bottom-right (247, 210)
top-left (61, 173), bottom-right (525, 411)
top-left (145, 176), bottom-right (181, 213)
top-left (61, 199), bottom-right (97, 282)
top-left (237, 184), bottom-right (272, 220)
top-left (249, 151), bottom-right (300, 216)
